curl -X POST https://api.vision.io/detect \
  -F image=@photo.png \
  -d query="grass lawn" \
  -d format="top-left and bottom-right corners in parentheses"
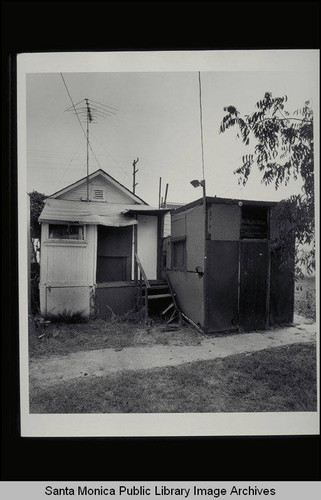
top-left (30, 342), bottom-right (317, 414)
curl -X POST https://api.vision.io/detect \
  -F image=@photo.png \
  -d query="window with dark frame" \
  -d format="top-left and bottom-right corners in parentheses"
top-left (240, 206), bottom-right (269, 239)
top-left (49, 224), bottom-right (85, 240)
top-left (171, 237), bottom-right (186, 270)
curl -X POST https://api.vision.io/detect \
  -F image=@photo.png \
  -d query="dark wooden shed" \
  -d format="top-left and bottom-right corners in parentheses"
top-left (165, 196), bottom-right (294, 333)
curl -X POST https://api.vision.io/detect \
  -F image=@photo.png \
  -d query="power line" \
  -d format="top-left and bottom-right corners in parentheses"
top-left (60, 74), bottom-right (88, 140)
top-left (54, 138), bottom-right (85, 190)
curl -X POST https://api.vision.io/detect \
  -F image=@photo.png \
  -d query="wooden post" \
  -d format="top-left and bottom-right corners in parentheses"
top-left (164, 183), bottom-right (169, 206)
top-left (140, 272), bottom-right (143, 308)
top-left (133, 158), bottom-right (139, 194)
top-left (158, 177), bottom-right (162, 208)
top-left (133, 223), bottom-right (138, 285)
top-left (144, 283), bottom-right (148, 320)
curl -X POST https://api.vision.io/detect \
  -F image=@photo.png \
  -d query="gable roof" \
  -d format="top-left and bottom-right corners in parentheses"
top-left (46, 169), bottom-right (148, 205)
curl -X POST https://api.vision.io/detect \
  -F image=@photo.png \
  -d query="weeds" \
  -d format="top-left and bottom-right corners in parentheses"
top-left (45, 309), bottom-right (89, 324)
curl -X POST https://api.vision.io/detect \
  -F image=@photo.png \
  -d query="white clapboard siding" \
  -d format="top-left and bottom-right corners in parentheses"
top-left (42, 225), bottom-right (96, 284)
top-left (40, 224), bottom-right (97, 316)
top-left (57, 175), bottom-right (135, 204)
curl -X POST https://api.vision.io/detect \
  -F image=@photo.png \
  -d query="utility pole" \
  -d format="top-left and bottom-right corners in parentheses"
top-left (85, 98), bottom-right (93, 201)
top-left (158, 177), bottom-right (162, 208)
top-left (132, 157), bottom-right (139, 194)
top-left (164, 183), bottom-right (169, 207)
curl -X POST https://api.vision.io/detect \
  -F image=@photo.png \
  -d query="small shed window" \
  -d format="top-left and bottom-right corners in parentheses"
top-left (171, 236), bottom-right (186, 270)
top-left (240, 206), bottom-right (268, 239)
top-left (49, 224), bottom-right (84, 240)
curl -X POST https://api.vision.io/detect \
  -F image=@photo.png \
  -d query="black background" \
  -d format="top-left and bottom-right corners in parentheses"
top-left (2, 0), bottom-right (320, 482)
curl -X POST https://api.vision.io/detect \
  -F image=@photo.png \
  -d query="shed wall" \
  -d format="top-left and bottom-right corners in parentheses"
top-left (171, 204), bottom-right (204, 271)
top-left (168, 203), bottom-right (205, 326)
top-left (167, 271), bottom-right (204, 326)
top-left (207, 203), bottom-right (241, 241)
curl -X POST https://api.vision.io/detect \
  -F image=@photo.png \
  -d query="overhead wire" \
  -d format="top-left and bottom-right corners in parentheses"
top-left (54, 137), bottom-right (85, 190)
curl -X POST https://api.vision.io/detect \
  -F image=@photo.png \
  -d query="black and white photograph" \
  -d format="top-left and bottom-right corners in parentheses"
top-left (17, 50), bottom-right (319, 437)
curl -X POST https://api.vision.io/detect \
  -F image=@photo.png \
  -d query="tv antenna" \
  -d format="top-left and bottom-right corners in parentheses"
top-left (65, 98), bottom-right (118, 201)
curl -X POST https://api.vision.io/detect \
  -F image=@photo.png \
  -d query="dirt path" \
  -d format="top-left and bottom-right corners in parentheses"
top-left (29, 315), bottom-right (317, 389)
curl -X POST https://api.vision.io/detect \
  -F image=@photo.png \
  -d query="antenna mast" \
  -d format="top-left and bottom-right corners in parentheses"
top-left (85, 98), bottom-right (93, 202)
top-left (64, 94), bottom-right (118, 201)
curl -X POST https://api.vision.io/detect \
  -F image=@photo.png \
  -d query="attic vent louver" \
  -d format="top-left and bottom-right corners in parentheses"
top-left (94, 189), bottom-right (104, 200)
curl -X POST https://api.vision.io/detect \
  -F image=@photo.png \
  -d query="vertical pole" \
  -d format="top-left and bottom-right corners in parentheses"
top-left (202, 181), bottom-right (208, 332)
top-left (133, 157), bottom-right (139, 194)
top-left (144, 282), bottom-right (149, 321)
top-left (86, 98), bottom-right (89, 202)
top-left (158, 177), bottom-right (162, 208)
top-left (198, 71), bottom-right (208, 332)
top-left (164, 183), bottom-right (169, 207)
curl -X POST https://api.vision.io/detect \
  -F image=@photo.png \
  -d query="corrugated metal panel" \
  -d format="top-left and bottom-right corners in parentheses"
top-left (39, 199), bottom-right (140, 227)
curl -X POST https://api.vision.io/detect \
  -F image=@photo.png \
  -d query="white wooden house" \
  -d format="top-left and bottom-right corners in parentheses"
top-left (38, 169), bottom-right (169, 318)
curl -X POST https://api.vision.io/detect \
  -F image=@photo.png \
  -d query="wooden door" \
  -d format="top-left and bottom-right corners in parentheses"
top-left (239, 240), bottom-right (269, 330)
top-left (206, 240), bottom-right (239, 332)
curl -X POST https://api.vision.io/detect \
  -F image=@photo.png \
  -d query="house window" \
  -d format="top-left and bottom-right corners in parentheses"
top-left (49, 224), bottom-right (84, 240)
top-left (171, 236), bottom-right (186, 270)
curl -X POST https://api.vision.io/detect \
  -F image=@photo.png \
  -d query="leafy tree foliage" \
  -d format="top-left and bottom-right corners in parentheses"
top-left (220, 93), bottom-right (315, 276)
top-left (29, 190), bottom-right (47, 241)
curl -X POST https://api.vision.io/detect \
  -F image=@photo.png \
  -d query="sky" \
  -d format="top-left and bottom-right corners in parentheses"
top-left (24, 51), bottom-right (319, 207)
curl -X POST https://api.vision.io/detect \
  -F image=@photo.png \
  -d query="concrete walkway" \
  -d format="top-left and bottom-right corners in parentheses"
top-left (29, 315), bottom-right (317, 388)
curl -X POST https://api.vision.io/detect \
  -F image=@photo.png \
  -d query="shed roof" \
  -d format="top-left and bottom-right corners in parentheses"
top-left (172, 196), bottom-right (277, 214)
top-left (39, 199), bottom-right (165, 227)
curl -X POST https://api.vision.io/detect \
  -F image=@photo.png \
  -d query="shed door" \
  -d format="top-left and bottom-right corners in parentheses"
top-left (206, 241), bottom-right (239, 332)
top-left (239, 241), bottom-right (269, 330)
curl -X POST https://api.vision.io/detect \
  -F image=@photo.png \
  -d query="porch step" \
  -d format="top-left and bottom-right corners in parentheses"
top-left (142, 284), bottom-right (169, 292)
top-left (147, 293), bottom-right (172, 300)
